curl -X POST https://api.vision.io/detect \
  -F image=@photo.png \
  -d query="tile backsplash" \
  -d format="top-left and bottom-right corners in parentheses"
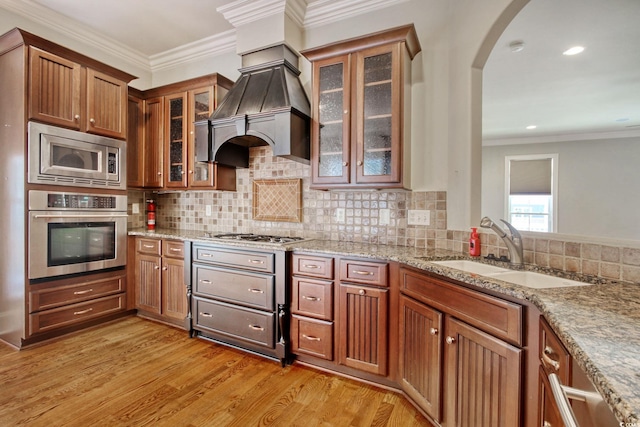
top-left (128, 146), bottom-right (640, 283)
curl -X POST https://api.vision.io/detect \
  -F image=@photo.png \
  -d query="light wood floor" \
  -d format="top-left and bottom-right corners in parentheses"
top-left (0, 317), bottom-right (430, 427)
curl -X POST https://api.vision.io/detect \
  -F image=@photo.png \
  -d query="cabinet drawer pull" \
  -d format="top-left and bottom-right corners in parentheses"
top-left (303, 264), bottom-right (320, 269)
top-left (248, 259), bottom-right (265, 264)
top-left (200, 279), bottom-right (212, 284)
top-left (169, 248), bottom-right (181, 252)
top-left (73, 289), bottom-right (93, 295)
top-left (200, 312), bottom-right (213, 318)
top-left (445, 336), bottom-right (456, 344)
top-left (542, 347), bottom-right (561, 371)
top-left (302, 295), bottom-right (320, 301)
top-left (248, 324), bottom-right (265, 331)
top-left (143, 244), bottom-right (155, 249)
top-left (430, 327), bottom-right (438, 335)
top-left (74, 308), bottom-right (93, 315)
top-left (353, 270), bottom-right (374, 276)
top-left (248, 288), bottom-right (264, 294)
top-left (201, 253), bottom-right (214, 258)
top-left (302, 334), bottom-right (321, 342)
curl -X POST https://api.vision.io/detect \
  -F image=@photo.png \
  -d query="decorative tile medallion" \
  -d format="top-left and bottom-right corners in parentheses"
top-left (252, 179), bottom-right (302, 222)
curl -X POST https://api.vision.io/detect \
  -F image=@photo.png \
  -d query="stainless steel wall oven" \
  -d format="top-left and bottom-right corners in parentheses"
top-left (28, 190), bottom-right (127, 280)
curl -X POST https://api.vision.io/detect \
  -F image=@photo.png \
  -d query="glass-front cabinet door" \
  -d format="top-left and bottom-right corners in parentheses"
top-left (311, 55), bottom-right (351, 185)
top-left (165, 92), bottom-right (188, 188)
top-left (355, 44), bottom-right (401, 185)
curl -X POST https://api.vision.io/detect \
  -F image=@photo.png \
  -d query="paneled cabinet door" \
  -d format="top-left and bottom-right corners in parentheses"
top-left (311, 55), bottom-right (351, 186)
top-left (399, 295), bottom-right (443, 423)
top-left (161, 257), bottom-right (187, 321)
top-left (539, 366), bottom-right (564, 427)
top-left (444, 317), bottom-right (522, 427)
top-left (28, 47), bottom-right (81, 129)
top-left (188, 86), bottom-right (216, 187)
top-left (338, 283), bottom-right (388, 375)
top-left (135, 254), bottom-right (162, 314)
top-left (85, 68), bottom-right (128, 139)
top-left (127, 94), bottom-right (144, 188)
top-left (165, 92), bottom-right (188, 188)
top-left (143, 96), bottom-right (164, 188)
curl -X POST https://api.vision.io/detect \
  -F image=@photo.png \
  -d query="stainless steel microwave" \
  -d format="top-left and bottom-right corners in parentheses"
top-left (28, 121), bottom-right (126, 190)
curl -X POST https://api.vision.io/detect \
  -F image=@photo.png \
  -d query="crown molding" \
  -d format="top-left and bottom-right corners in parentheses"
top-left (217, 0), bottom-right (287, 28)
top-left (304, 0), bottom-right (411, 28)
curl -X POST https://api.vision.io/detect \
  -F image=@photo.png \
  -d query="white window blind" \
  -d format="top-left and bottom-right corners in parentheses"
top-left (509, 158), bottom-right (552, 195)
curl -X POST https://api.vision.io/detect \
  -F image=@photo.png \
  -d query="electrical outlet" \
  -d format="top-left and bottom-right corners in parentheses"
top-left (379, 209), bottom-right (390, 225)
top-left (335, 208), bottom-right (345, 222)
top-left (408, 209), bottom-right (431, 226)
top-left (132, 203), bottom-right (140, 214)
top-left (205, 205), bottom-right (212, 217)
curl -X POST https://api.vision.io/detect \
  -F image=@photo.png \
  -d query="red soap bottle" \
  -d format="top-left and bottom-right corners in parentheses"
top-left (469, 227), bottom-right (481, 257)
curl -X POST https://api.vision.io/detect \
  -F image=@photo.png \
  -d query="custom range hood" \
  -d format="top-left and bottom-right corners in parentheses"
top-left (205, 44), bottom-right (310, 167)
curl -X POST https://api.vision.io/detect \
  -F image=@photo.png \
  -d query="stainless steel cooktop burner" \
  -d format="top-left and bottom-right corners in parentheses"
top-left (201, 232), bottom-right (308, 244)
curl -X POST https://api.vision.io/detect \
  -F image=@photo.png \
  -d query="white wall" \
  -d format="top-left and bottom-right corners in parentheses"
top-left (482, 136), bottom-right (640, 240)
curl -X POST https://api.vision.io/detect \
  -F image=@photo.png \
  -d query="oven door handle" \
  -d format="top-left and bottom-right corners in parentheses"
top-left (33, 214), bottom-right (129, 219)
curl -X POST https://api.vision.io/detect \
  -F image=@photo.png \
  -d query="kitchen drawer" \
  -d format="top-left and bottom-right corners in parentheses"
top-left (137, 238), bottom-right (161, 256)
top-left (292, 254), bottom-right (334, 279)
top-left (292, 277), bottom-right (333, 320)
top-left (401, 267), bottom-right (523, 346)
top-left (291, 315), bottom-right (333, 360)
top-left (29, 294), bottom-right (125, 335)
top-left (339, 259), bottom-right (388, 287)
top-left (194, 297), bottom-right (275, 348)
top-left (193, 245), bottom-right (274, 273)
top-left (163, 240), bottom-right (184, 259)
top-left (193, 265), bottom-right (274, 310)
top-left (30, 275), bottom-right (124, 312)
top-left (539, 317), bottom-right (571, 383)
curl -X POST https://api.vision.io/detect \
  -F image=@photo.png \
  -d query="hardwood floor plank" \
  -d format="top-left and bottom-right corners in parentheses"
top-left (0, 317), bottom-right (429, 426)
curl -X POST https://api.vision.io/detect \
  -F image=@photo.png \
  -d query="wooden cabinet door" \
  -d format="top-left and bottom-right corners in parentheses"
top-left (187, 86), bottom-right (215, 187)
top-left (85, 68), bottom-right (127, 139)
top-left (28, 47), bottom-right (81, 129)
top-left (399, 295), bottom-right (443, 422)
top-left (444, 317), bottom-right (522, 427)
top-left (135, 253), bottom-right (161, 314)
top-left (161, 257), bottom-right (187, 321)
top-left (127, 94), bottom-right (144, 188)
top-left (354, 43), bottom-right (402, 185)
top-left (338, 283), bottom-right (388, 375)
top-left (143, 97), bottom-right (164, 188)
top-left (311, 55), bottom-right (351, 186)
top-left (164, 92), bottom-right (188, 188)
top-left (538, 366), bottom-right (563, 427)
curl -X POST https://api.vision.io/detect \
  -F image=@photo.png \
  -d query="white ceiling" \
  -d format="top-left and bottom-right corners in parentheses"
top-left (1, 0), bottom-right (638, 141)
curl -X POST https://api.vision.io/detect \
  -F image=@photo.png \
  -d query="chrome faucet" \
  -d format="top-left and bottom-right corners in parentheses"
top-left (479, 217), bottom-right (524, 266)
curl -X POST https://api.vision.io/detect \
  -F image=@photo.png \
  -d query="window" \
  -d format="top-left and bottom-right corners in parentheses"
top-left (505, 154), bottom-right (558, 232)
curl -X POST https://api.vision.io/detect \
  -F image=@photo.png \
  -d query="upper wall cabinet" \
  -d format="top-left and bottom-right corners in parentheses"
top-left (302, 25), bottom-right (421, 190)
top-left (29, 46), bottom-right (129, 140)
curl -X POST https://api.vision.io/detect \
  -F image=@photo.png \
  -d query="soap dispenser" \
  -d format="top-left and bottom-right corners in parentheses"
top-left (469, 227), bottom-right (481, 257)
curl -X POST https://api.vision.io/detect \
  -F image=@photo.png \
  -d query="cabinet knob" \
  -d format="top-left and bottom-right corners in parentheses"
top-left (446, 336), bottom-right (456, 345)
top-left (74, 114), bottom-right (80, 120)
top-left (358, 289), bottom-right (366, 296)
top-left (356, 160), bottom-right (363, 166)
top-left (89, 118), bottom-right (95, 124)
top-left (181, 171), bottom-right (185, 175)
top-left (430, 327), bottom-right (438, 335)
top-left (154, 265), bottom-right (159, 270)
top-left (343, 162), bottom-right (348, 167)
top-left (157, 172), bottom-right (162, 176)
top-left (543, 422), bottom-right (552, 427)
top-left (188, 170), bottom-right (194, 174)
top-left (162, 266), bottom-right (167, 271)
top-left (344, 110), bottom-right (348, 114)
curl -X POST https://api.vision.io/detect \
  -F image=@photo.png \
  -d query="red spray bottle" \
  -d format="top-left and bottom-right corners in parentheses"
top-left (469, 227), bottom-right (481, 257)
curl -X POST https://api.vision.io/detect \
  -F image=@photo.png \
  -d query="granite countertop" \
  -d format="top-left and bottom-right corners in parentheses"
top-left (129, 229), bottom-right (640, 423)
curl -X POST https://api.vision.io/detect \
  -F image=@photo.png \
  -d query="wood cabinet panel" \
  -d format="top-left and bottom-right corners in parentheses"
top-left (291, 315), bottom-right (333, 360)
top-left (30, 276), bottom-right (124, 312)
top-left (163, 240), bottom-right (185, 259)
top-left (135, 253), bottom-right (162, 314)
top-left (444, 316), bottom-right (522, 427)
top-left (292, 254), bottom-right (334, 279)
top-left (292, 276), bottom-right (333, 320)
top-left (137, 238), bottom-right (161, 255)
top-left (127, 93), bottom-right (144, 188)
top-left (340, 259), bottom-right (388, 286)
top-left (85, 68), bottom-right (127, 139)
top-left (161, 257), bottom-right (187, 321)
top-left (539, 317), bottom-right (571, 383)
top-left (143, 96), bottom-right (164, 188)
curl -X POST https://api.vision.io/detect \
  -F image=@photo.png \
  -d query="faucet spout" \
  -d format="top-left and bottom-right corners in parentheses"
top-left (479, 217), bottom-right (524, 266)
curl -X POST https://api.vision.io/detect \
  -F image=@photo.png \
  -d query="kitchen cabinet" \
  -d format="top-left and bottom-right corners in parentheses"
top-left (29, 46), bottom-right (128, 139)
top-left (338, 258), bottom-right (389, 375)
top-left (302, 24), bottom-right (421, 189)
top-left (538, 317), bottom-right (570, 427)
top-left (399, 266), bottom-right (523, 426)
top-left (134, 237), bottom-right (188, 328)
top-left (127, 90), bottom-right (144, 188)
top-left (128, 74), bottom-right (235, 190)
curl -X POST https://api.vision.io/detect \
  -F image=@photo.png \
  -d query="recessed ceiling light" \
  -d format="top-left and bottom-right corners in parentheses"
top-left (616, 117), bottom-right (630, 122)
top-left (526, 125), bottom-right (537, 130)
top-left (509, 40), bottom-right (525, 53)
top-left (563, 46), bottom-right (585, 56)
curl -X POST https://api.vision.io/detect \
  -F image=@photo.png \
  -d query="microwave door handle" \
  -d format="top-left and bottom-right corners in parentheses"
top-left (33, 214), bottom-right (129, 219)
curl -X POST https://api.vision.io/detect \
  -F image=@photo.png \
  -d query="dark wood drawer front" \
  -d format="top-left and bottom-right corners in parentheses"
top-left (291, 315), bottom-right (333, 360)
top-left (540, 318), bottom-right (571, 383)
top-left (194, 298), bottom-right (275, 348)
top-left (163, 240), bottom-right (184, 259)
top-left (193, 266), bottom-right (274, 310)
top-left (401, 267), bottom-right (523, 346)
top-left (292, 277), bottom-right (333, 320)
top-left (137, 238), bottom-right (161, 255)
top-left (292, 254), bottom-right (334, 279)
top-left (194, 246), bottom-right (274, 273)
top-left (29, 294), bottom-right (125, 335)
top-left (340, 259), bottom-right (388, 287)
top-left (30, 276), bottom-right (124, 312)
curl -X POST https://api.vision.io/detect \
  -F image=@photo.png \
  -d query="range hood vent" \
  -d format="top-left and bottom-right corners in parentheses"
top-left (206, 44), bottom-right (311, 167)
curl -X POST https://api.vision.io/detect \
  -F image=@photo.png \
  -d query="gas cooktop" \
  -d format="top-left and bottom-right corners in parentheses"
top-left (200, 232), bottom-right (310, 245)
